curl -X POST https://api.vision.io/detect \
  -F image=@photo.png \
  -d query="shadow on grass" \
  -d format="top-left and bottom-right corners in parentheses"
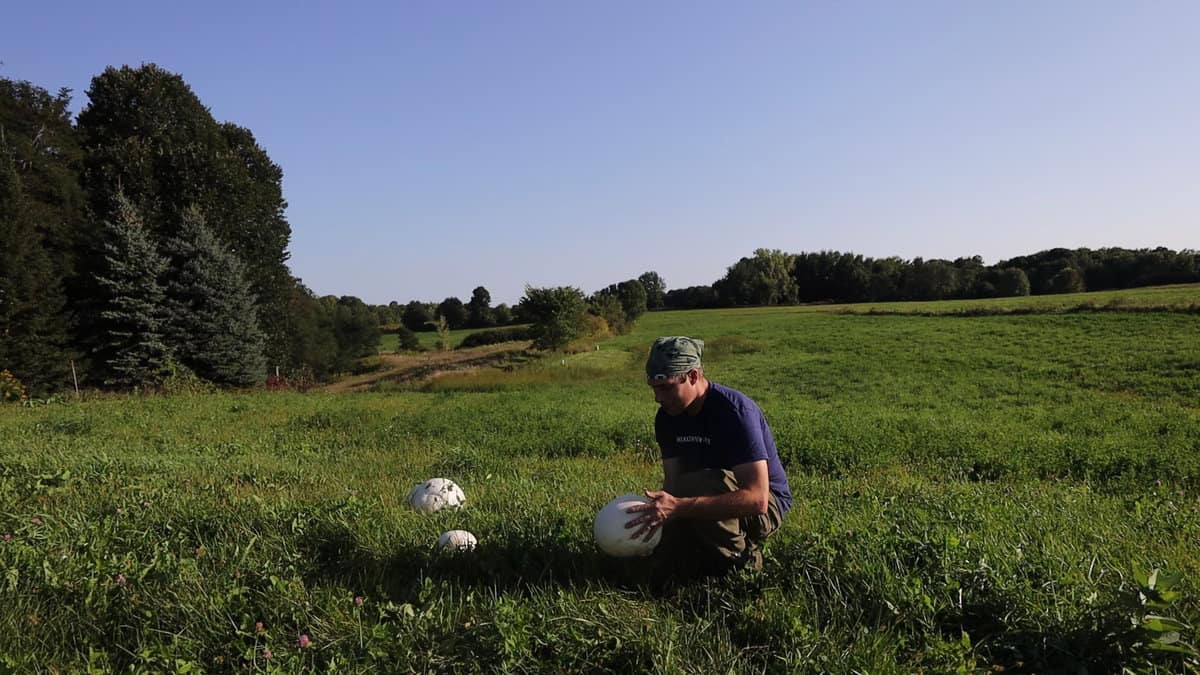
top-left (297, 518), bottom-right (661, 602)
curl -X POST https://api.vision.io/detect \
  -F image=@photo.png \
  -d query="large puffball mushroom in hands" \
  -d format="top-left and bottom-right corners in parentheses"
top-left (437, 529), bottom-right (478, 553)
top-left (593, 493), bottom-right (662, 557)
top-left (408, 478), bottom-right (466, 514)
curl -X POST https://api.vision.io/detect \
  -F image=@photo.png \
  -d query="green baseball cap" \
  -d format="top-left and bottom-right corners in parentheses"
top-left (645, 336), bottom-right (704, 381)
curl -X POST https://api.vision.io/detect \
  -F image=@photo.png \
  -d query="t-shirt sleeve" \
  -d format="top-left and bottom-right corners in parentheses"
top-left (722, 402), bottom-right (768, 465)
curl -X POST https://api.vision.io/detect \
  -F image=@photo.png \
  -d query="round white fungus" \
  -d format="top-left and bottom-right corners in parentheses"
top-left (437, 529), bottom-right (478, 552)
top-left (593, 493), bottom-right (662, 557)
top-left (408, 478), bottom-right (466, 514)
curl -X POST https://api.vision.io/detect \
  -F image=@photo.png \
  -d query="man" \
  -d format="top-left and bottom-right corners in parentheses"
top-left (627, 336), bottom-right (792, 576)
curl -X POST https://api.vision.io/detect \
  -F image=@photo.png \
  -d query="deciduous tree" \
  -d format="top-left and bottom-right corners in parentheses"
top-left (519, 286), bottom-right (587, 350)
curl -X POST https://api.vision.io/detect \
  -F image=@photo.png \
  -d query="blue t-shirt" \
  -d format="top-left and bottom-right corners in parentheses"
top-left (655, 381), bottom-right (792, 515)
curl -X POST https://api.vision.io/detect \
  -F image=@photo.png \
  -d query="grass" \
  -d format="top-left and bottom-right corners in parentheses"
top-left (1, 284), bottom-right (1198, 672)
top-left (378, 325), bottom-right (530, 353)
top-left (818, 282), bottom-right (1200, 314)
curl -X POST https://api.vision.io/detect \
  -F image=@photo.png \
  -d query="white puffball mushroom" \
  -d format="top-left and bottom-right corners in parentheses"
top-left (593, 493), bottom-right (661, 557)
top-left (437, 529), bottom-right (478, 552)
top-left (408, 478), bottom-right (466, 514)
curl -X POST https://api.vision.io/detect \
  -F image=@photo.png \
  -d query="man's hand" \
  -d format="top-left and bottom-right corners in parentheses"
top-left (624, 490), bottom-right (679, 542)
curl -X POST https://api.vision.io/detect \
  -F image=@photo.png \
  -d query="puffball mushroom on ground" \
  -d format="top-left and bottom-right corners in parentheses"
top-left (408, 477), bottom-right (659, 558)
top-left (407, 477), bottom-right (466, 514)
top-left (437, 529), bottom-right (478, 552)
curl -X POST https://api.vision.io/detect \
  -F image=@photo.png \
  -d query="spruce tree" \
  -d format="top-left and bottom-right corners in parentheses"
top-left (162, 206), bottom-right (266, 387)
top-left (0, 149), bottom-right (72, 395)
top-left (92, 195), bottom-right (172, 388)
top-left (78, 65), bottom-right (292, 368)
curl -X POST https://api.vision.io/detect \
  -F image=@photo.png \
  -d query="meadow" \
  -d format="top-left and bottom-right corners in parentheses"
top-left (378, 325), bottom-right (524, 353)
top-left (2, 286), bottom-right (1198, 672)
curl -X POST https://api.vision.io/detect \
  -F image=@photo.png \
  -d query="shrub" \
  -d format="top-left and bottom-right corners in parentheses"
top-left (1, 369), bottom-right (27, 403)
top-left (517, 286), bottom-right (588, 351)
top-left (397, 325), bottom-right (422, 351)
top-left (352, 356), bottom-right (386, 375)
top-left (582, 314), bottom-right (610, 338)
top-left (457, 326), bottom-right (533, 349)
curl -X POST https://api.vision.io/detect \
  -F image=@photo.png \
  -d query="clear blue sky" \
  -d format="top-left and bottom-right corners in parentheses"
top-left (4, 1), bottom-right (1198, 305)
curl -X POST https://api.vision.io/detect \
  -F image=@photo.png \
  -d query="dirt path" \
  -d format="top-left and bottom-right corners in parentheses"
top-left (318, 342), bottom-right (531, 393)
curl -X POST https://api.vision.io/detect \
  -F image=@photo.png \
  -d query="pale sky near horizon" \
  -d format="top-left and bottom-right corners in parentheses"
top-left (4, 2), bottom-right (1198, 306)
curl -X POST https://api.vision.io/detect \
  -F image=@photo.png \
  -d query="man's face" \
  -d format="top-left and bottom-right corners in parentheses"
top-left (649, 372), bottom-right (697, 416)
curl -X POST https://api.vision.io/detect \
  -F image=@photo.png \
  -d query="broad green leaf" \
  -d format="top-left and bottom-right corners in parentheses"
top-left (1154, 569), bottom-right (1182, 592)
top-left (1148, 640), bottom-right (1198, 656)
top-left (1142, 615), bottom-right (1189, 632)
top-left (1132, 564), bottom-right (1150, 588)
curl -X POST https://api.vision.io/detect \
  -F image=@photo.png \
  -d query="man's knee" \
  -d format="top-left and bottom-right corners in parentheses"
top-left (673, 468), bottom-right (738, 498)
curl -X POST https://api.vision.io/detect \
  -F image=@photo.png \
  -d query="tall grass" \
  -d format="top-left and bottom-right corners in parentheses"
top-left (1, 286), bottom-right (1198, 671)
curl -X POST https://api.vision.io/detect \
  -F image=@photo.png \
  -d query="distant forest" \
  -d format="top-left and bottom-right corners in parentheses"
top-left (2, 65), bottom-right (1197, 398)
top-left (660, 246), bottom-right (1200, 310)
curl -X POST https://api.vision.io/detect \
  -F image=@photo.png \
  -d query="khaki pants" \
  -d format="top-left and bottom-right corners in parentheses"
top-left (655, 468), bottom-right (784, 572)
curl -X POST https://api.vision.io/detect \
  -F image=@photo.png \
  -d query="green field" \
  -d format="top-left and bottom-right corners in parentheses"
top-left (2, 287), bottom-right (1199, 672)
top-left (378, 325), bottom-right (529, 353)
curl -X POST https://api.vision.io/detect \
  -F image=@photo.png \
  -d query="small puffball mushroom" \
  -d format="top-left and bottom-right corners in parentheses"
top-left (437, 529), bottom-right (478, 552)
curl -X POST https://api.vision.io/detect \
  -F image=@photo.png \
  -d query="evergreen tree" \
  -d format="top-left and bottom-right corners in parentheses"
top-left (0, 78), bottom-right (89, 292)
top-left (162, 206), bottom-right (266, 387)
top-left (0, 149), bottom-right (72, 395)
top-left (77, 65), bottom-right (292, 369)
top-left (91, 195), bottom-right (172, 388)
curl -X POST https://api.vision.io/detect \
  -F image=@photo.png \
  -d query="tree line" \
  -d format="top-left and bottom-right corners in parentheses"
top-left (0, 60), bottom-right (662, 397)
top-left (370, 271), bottom-right (667, 351)
top-left (0, 66), bottom-right (385, 396)
top-left (664, 247), bottom-right (1200, 310)
top-left (3, 65), bottom-right (1195, 398)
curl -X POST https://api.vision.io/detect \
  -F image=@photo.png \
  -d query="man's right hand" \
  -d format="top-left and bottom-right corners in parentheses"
top-left (625, 490), bottom-right (680, 542)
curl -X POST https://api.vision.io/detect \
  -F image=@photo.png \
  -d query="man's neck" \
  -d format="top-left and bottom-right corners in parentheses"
top-left (685, 377), bottom-right (710, 416)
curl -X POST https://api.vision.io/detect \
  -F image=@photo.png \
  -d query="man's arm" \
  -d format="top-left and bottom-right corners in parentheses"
top-left (662, 457), bottom-right (683, 494)
top-left (666, 459), bottom-right (769, 519)
top-left (627, 460), bottom-right (770, 541)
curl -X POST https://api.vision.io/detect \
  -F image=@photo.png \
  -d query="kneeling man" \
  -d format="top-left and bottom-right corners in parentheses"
top-left (628, 336), bottom-right (792, 576)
